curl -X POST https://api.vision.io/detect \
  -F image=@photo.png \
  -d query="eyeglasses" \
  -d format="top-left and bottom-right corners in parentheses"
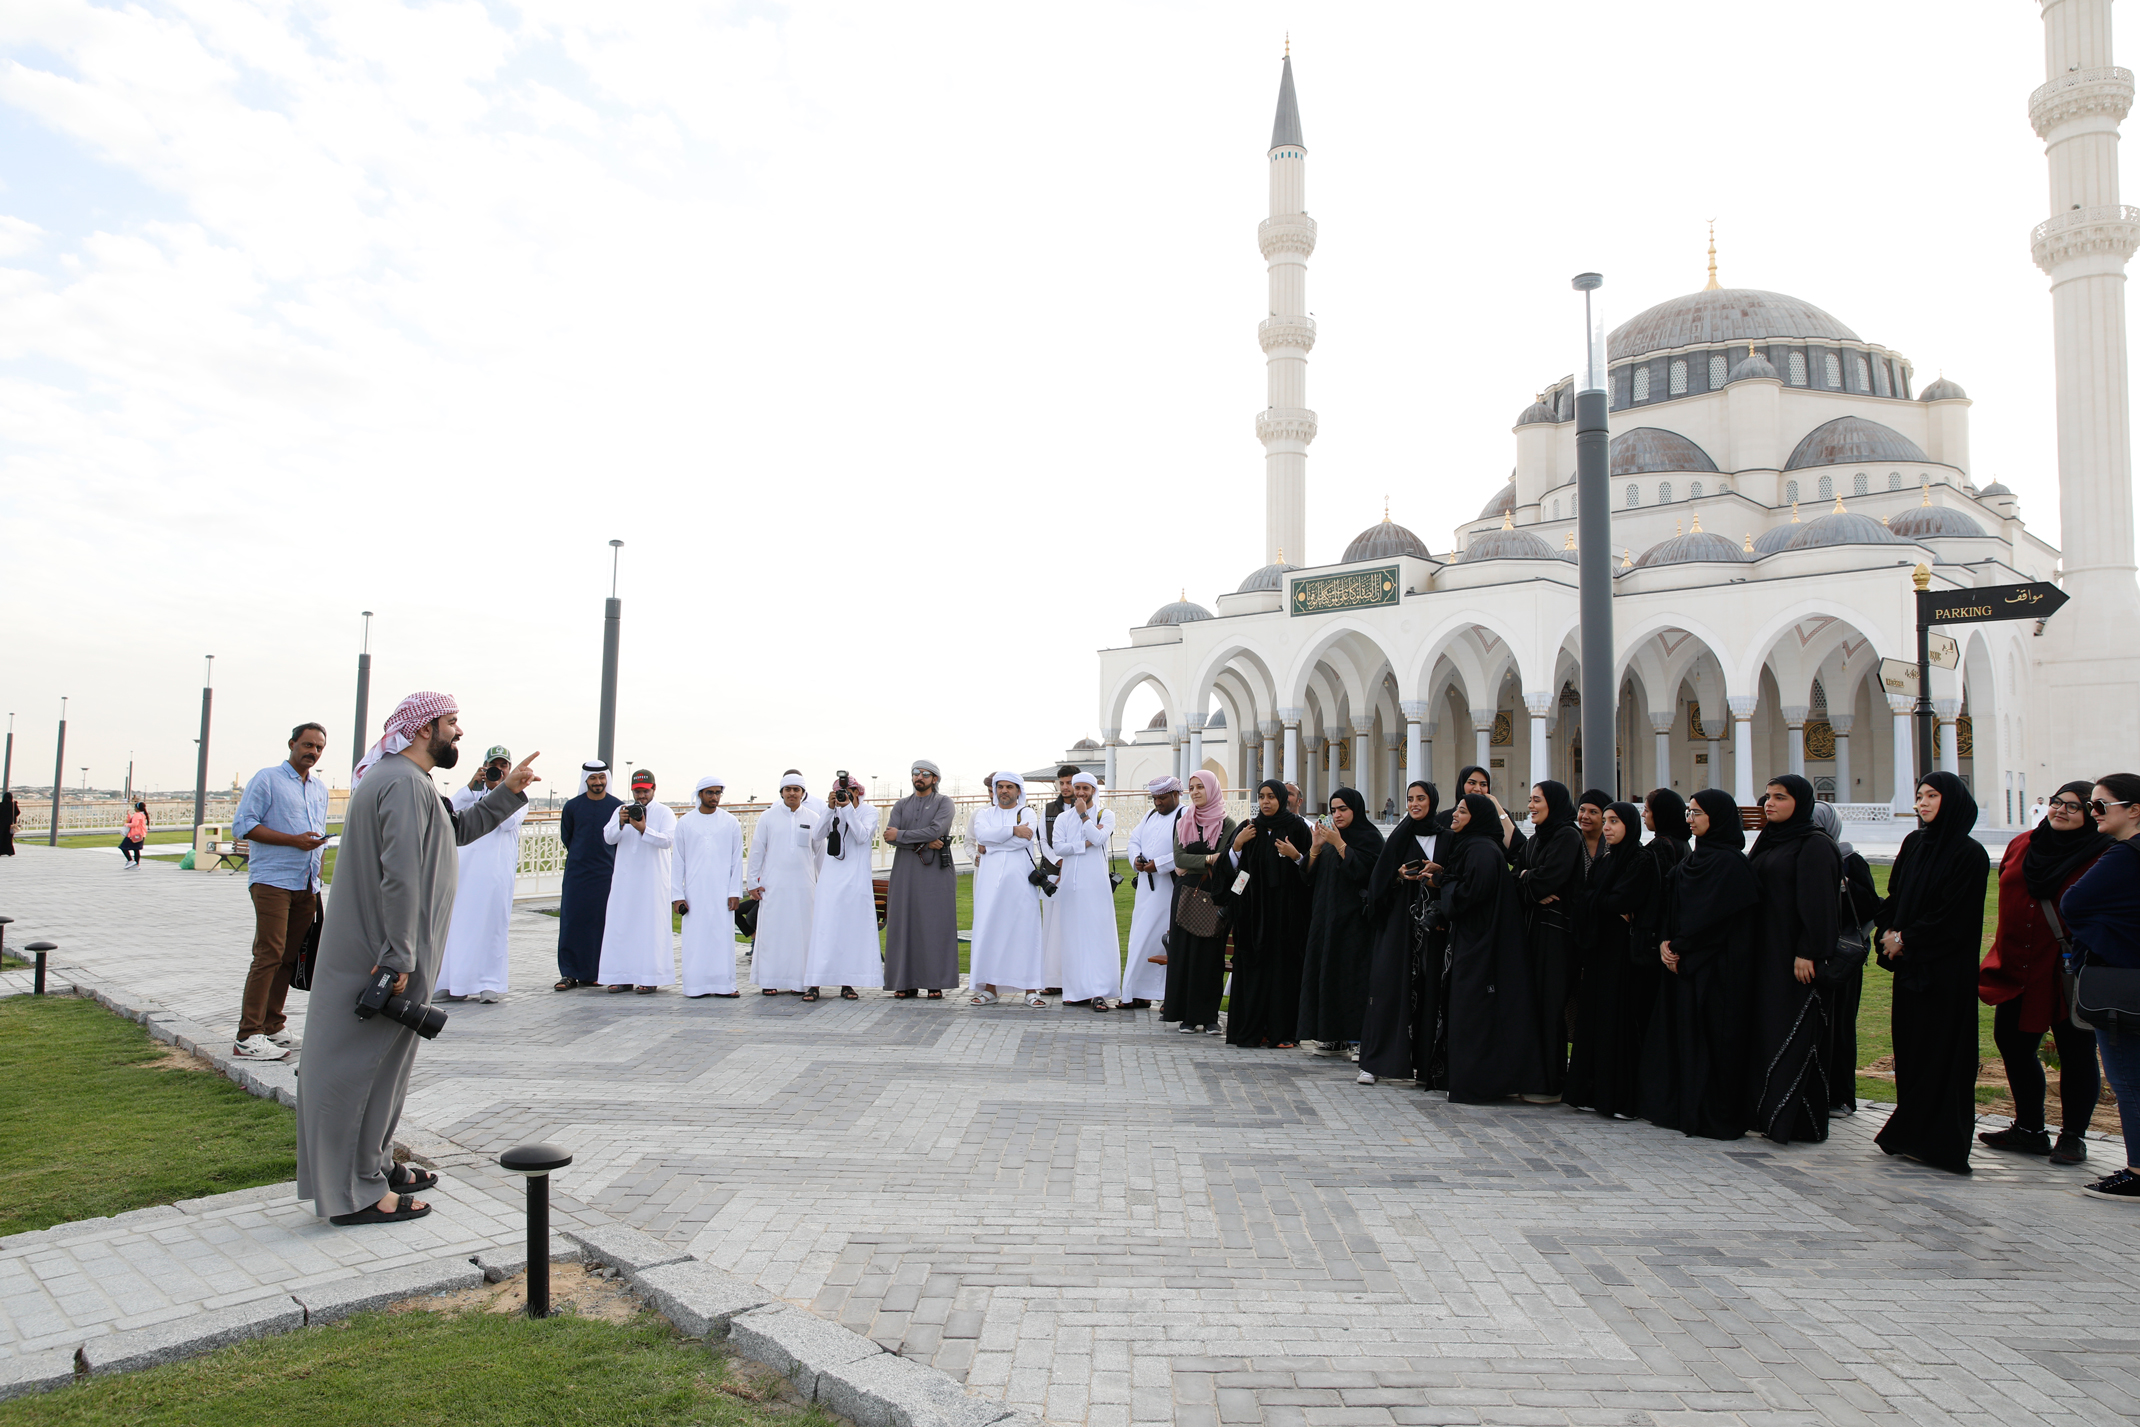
top-left (2090, 799), bottom-right (2132, 816)
top-left (2048, 799), bottom-right (2086, 813)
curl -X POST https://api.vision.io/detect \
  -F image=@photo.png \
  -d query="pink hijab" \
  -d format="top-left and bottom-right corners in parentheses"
top-left (1184, 769), bottom-right (1226, 846)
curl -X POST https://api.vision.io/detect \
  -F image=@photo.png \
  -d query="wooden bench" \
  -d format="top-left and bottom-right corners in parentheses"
top-left (206, 840), bottom-right (250, 872)
top-left (873, 878), bottom-right (890, 929)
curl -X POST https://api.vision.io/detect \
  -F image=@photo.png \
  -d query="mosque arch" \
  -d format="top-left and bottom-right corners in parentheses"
top-left (1279, 618), bottom-right (1402, 710)
top-left (1400, 610), bottom-right (1531, 706)
top-left (1187, 641), bottom-right (1280, 723)
top-left (1103, 666), bottom-right (1180, 739)
top-left (1732, 599), bottom-right (1899, 699)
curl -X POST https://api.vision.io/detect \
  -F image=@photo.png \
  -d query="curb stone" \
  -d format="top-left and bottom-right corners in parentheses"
top-left (815, 1350), bottom-right (1019, 1427)
top-left (0, 1349), bottom-right (78, 1402)
top-left (472, 1238), bottom-right (582, 1284)
top-left (292, 1257), bottom-right (483, 1323)
top-left (79, 1296), bottom-right (304, 1375)
top-left (629, 1259), bottom-right (772, 1337)
top-left (560, 1222), bottom-right (693, 1277)
top-left (727, 1303), bottom-right (885, 1399)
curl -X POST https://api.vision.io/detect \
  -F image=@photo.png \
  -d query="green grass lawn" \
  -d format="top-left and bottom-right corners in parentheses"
top-left (50, 828), bottom-right (195, 851)
top-left (0, 998), bottom-right (295, 1236)
top-left (0, 1305), bottom-right (833, 1427)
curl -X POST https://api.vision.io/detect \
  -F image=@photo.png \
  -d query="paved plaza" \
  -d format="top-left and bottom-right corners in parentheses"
top-left (2, 844), bottom-right (2137, 1425)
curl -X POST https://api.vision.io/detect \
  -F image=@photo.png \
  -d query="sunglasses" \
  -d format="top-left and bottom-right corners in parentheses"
top-left (2091, 798), bottom-right (2133, 815)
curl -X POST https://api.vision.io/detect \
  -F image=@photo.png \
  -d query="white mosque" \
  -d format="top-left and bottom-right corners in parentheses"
top-left (1095, 2), bottom-right (2140, 829)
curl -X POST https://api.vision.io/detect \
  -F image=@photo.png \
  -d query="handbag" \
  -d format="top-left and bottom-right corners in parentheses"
top-left (289, 895), bottom-right (323, 992)
top-left (1175, 880), bottom-right (1228, 938)
top-left (2071, 962), bottom-right (2140, 1039)
top-left (1822, 876), bottom-right (1871, 982)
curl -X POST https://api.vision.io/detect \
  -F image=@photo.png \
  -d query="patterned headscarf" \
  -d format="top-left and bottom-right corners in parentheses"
top-left (1184, 769), bottom-right (1226, 846)
top-left (352, 691), bottom-right (457, 785)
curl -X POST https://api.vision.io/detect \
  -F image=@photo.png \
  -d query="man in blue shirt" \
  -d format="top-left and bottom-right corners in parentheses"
top-left (231, 722), bottom-right (332, 1060)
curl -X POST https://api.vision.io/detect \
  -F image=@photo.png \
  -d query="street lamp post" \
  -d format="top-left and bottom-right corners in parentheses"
top-left (352, 612), bottom-right (374, 779)
top-left (598, 540), bottom-right (623, 769)
top-left (193, 657), bottom-right (214, 836)
top-left (1572, 273), bottom-right (1617, 796)
top-left (2, 714), bottom-right (13, 813)
top-left (47, 698), bottom-right (67, 847)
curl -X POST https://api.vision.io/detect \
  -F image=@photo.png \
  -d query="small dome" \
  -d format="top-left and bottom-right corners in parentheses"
top-left (1071, 737), bottom-right (1100, 750)
top-left (1235, 559), bottom-right (1299, 593)
top-left (1611, 427), bottom-right (1719, 476)
top-left (1204, 709), bottom-right (1227, 729)
top-left (1729, 349), bottom-right (1778, 382)
top-left (1920, 376), bottom-right (1968, 402)
top-left (1146, 710), bottom-right (1168, 730)
top-left (1784, 507), bottom-right (1907, 550)
top-left (1887, 504), bottom-right (1987, 539)
top-left (1517, 397), bottom-right (1557, 426)
top-left (1479, 480), bottom-right (1516, 520)
top-left (1634, 526), bottom-right (1751, 568)
top-left (1785, 416), bottom-right (1929, 470)
top-left (1610, 288), bottom-right (1860, 362)
top-left (1342, 517), bottom-right (1431, 562)
top-left (1978, 480), bottom-right (2013, 498)
top-left (1751, 522), bottom-right (1801, 554)
top-left (1145, 596), bottom-right (1213, 626)
top-left (1461, 525), bottom-right (1557, 563)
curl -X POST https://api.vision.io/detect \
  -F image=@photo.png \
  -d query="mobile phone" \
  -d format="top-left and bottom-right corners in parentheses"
top-left (1400, 859), bottom-right (1426, 875)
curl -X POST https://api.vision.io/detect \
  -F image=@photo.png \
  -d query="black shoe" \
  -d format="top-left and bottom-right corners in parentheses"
top-left (2082, 1167), bottom-right (2140, 1201)
top-left (2052, 1134), bottom-right (2090, 1166)
top-left (1979, 1126), bottom-right (2053, 1155)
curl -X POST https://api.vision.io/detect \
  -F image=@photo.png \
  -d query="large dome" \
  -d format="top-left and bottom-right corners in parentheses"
top-left (1784, 508), bottom-right (1906, 550)
top-left (1752, 521), bottom-right (1802, 554)
top-left (1236, 559), bottom-right (1298, 593)
top-left (1610, 427), bottom-right (1719, 476)
top-left (1342, 517), bottom-right (1431, 561)
top-left (1609, 288), bottom-right (1860, 362)
top-left (1461, 525), bottom-right (1557, 563)
top-left (1479, 480), bottom-right (1516, 520)
top-left (1886, 504), bottom-right (1987, 539)
top-left (1634, 526), bottom-right (1750, 568)
top-left (1785, 416), bottom-right (1928, 470)
top-left (1145, 596), bottom-right (1213, 626)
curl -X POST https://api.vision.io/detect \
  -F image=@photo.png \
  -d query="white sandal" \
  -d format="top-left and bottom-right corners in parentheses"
top-left (1024, 994), bottom-right (1049, 1008)
top-left (969, 990), bottom-right (999, 1005)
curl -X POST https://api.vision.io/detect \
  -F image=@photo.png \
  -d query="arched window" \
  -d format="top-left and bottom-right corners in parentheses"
top-left (1632, 367), bottom-right (1651, 402)
top-left (1551, 499), bottom-right (1559, 519)
top-left (1824, 352), bottom-right (1843, 388)
top-left (1818, 474), bottom-right (1835, 500)
top-left (1788, 351), bottom-right (1808, 386)
top-left (1689, 480), bottom-right (1703, 498)
top-left (1853, 354), bottom-right (1871, 391)
top-left (1854, 472), bottom-right (1869, 496)
top-left (1786, 479), bottom-right (1800, 503)
top-left (1873, 359), bottom-right (1892, 397)
top-left (1709, 353), bottom-right (1728, 389)
top-left (1888, 471), bottom-right (1902, 490)
top-left (1669, 359), bottom-right (1688, 395)
top-left (1659, 481), bottom-right (1673, 503)
top-left (1626, 484), bottom-right (1640, 508)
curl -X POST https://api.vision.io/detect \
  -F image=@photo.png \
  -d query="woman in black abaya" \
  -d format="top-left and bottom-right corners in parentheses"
top-left (1359, 781), bottom-right (1440, 1085)
top-left (1874, 770), bottom-right (1990, 1174)
top-left (1746, 774), bottom-right (1843, 1145)
top-left (1432, 793), bottom-right (1545, 1103)
top-left (1641, 788), bottom-right (1759, 1139)
top-left (1442, 765), bottom-right (1523, 859)
top-left (1224, 778), bottom-right (1314, 1048)
top-left (1514, 780), bottom-right (1583, 1101)
top-left (1566, 801), bottom-right (1647, 1118)
top-left (1298, 787), bottom-right (1386, 1053)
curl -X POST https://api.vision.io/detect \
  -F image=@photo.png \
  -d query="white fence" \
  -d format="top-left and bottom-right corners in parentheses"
top-left (13, 800), bottom-right (239, 838)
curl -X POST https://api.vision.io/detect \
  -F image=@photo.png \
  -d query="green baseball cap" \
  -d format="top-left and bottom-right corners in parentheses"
top-left (485, 745), bottom-right (511, 763)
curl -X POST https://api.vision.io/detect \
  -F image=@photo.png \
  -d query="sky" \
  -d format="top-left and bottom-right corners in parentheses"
top-left (0, 0), bottom-right (2114, 801)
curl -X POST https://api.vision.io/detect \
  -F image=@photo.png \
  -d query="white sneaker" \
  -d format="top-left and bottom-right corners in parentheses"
top-left (267, 1031), bottom-right (299, 1048)
top-left (232, 1035), bottom-right (289, 1061)
top-left (1356, 1071), bottom-right (1377, 1085)
top-left (475, 992), bottom-right (504, 1004)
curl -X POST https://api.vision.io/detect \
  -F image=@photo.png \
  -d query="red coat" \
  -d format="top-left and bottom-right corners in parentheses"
top-left (1978, 828), bottom-right (2098, 1033)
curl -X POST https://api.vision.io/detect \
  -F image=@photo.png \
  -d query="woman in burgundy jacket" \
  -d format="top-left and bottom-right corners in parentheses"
top-left (1977, 780), bottom-right (2107, 1165)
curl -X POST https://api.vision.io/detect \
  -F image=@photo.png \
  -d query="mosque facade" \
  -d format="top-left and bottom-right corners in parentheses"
top-left (1095, 3), bottom-right (2140, 827)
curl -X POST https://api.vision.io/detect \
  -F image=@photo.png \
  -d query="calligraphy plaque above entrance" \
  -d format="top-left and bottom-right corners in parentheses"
top-left (1290, 565), bottom-right (1399, 616)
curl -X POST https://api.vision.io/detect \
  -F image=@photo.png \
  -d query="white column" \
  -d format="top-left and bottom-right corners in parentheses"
top-left (1350, 718), bottom-right (1373, 795)
top-left (1830, 715), bottom-right (1854, 802)
top-left (1472, 709), bottom-right (1495, 773)
top-left (1889, 695), bottom-right (1917, 814)
top-left (1260, 722), bottom-right (1280, 792)
top-left (1648, 711), bottom-right (1674, 793)
top-left (1280, 711), bottom-right (1301, 787)
top-left (1402, 701), bottom-right (1426, 793)
top-left (1102, 731), bottom-right (1119, 791)
top-left (1421, 724), bottom-right (1437, 794)
top-left (1326, 734), bottom-right (1341, 799)
top-left (1301, 735), bottom-right (1320, 810)
top-left (1934, 698), bottom-right (1961, 777)
top-left (1729, 696), bottom-right (1757, 805)
top-left (1188, 716), bottom-right (1205, 783)
top-left (1706, 730), bottom-right (1725, 793)
top-left (1782, 704), bottom-right (1808, 779)
top-left (1525, 692), bottom-right (1551, 792)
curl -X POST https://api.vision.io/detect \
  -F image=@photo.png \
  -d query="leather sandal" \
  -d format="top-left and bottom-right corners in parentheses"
top-left (329, 1193), bottom-right (432, 1226)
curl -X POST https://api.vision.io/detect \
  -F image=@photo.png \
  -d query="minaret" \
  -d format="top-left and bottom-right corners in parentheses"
top-left (1256, 48), bottom-right (1315, 566)
top-left (2031, 0), bottom-right (2140, 769)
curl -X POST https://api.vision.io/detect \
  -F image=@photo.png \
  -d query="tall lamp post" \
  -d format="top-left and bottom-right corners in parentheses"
top-left (1572, 273), bottom-right (1617, 795)
top-left (352, 612), bottom-right (374, 779)
top-left (192, 656), bottom-right (214, 835)
top-left (3, 713), bottom-right (14, 812)
top-left (47, 698), bottom-right (67, 847)
top-left (598, 540), bottom-right (623, 769)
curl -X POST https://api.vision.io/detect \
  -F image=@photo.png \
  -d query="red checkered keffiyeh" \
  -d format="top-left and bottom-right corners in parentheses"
top-left (351, 691), bottom-right (459, 785)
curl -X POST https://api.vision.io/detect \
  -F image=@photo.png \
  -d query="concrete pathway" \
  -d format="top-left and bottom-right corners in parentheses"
top-left (1, 845), bottom-right (2136, 1425)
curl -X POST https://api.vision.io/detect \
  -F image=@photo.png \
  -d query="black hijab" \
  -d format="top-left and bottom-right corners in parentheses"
top-left (1888, 770), bottom-right (1980, 927)
top-left (1646, 787), bottom-right (1690, 846)
top-left (1369, 780), bottom-right (1438, 905)
top-left (1439, 766), bottom-right (1492, 830)
top-left (2022, 779), bottom-right (2112, 898)
top-left (1246, 777), bottom-right (1312, 873)
top-left (1449, 792), bottom-right (1507, 853)
top-left (1672, 788), bottom-right (1755, 938)
top-left (1748, 773), bottom-right (1819, 860)
top-left (1591, 801), bottom-right (1645, 898)
top-left (1325, 786), bottom-right (1385, 869)
top-left (1531, 780), bottom-right (1577, 840)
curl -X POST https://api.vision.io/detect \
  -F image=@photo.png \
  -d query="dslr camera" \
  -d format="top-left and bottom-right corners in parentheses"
top-left (355, 967), bottom-right (449, 1039)
top-left (829, 769), bottom-right (860, 806)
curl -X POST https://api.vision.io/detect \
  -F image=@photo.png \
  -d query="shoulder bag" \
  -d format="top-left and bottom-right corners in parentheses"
top-left (2054, 896), bottom-right (2140, 1037)
top-left (1822, 876), bottom-right (1871, 983)
top-left (290, 894), bottom-right (323, 992)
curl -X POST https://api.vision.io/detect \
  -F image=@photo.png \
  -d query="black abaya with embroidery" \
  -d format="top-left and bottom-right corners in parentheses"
top-left (1437, 797), bottom-right (1546, 1103)
top-left (1514, 782), bottom-right (1582, 1096)
top-left (1297, 789), bottom-right (1385, 1046)
top-left (1360, 787), bottom-right (1442, 1082)
top-left (1745, 775), bottom-right (1842, 1145)
top-left (1225, 783), bottom-right (1313, 1047)
top-left (1873, 771), bottom-right (1989, 1174)
top-left (1564, 805), bottom-right (1648, 1118)
top-left (1640, 790), bottom-right (1759, 1140)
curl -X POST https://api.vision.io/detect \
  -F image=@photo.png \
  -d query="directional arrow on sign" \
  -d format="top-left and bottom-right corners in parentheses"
top-left (1919, 580), bottom-right (2069, 626)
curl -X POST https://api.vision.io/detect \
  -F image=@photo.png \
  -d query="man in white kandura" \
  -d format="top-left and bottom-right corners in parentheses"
top-left (597, 769), bottom-right (676, 994)
top-left (437, 745), bottom-right (530, 1003)
top-left (1119, 774), bottom-right (1180, 1010)
top-left (672, 773), bottom-right (744, 998)
top-left (747, 773), bottom-right (821, 995)
top-left (969, 771), bottom-right (1048, 1007)
top-left (1050, 771), bottom-right (1120, 1012)
top-left (805, 770), bottom-right (881, 1001)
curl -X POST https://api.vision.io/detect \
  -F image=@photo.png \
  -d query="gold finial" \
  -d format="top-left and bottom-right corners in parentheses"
top-left (1921, 482), bottom-right (1931, 507)
top-left (1675, 520), bottom-right (1683, 537)
top-left (1284, 32), bottom-right (1289, 57)
top-left (1912, 562), bottom-right (1932, 591)
top-left (1742, 531), bottom-right (1755, 552)
top-left (1277, 547), bottom-right (1285, 564)
top-left (1563, 530), bottom-right (1575, 550)
top-left (1383, 493), bottom-right (1390, 522)
top-left (1791, 499), bottom-right (1801, 523)
top-left (1704, 220), bottom-right (1719, 291)
top-left (1691, 512), bottom-right (1704, 534)
top-left (1749, 340), bottom-right (1757, 360)
top-left (1833, 494), bottom-right (1846, 514)
top-left (1621, 547), bottom-right (1634, 568)
top-left (1501, 510), bottom-right (1514, 530)
top-left (1180, 587), bottom-right (1186, 600)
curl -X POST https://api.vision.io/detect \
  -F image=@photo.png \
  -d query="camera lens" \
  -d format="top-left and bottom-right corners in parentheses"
top-left (384, 994), bottom-right (449, 1040)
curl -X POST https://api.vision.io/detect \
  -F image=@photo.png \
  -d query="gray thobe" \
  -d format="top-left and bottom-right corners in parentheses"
top-left (295, 752), bottom-right (526, 1218)
top-left (882, 791), bottom-right (958, 991)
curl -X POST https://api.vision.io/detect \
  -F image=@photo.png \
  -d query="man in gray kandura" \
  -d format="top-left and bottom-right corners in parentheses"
top-left (296, 690), bottom-right (539, 1225)
top-left (882, 759), bottom-right (958, 997)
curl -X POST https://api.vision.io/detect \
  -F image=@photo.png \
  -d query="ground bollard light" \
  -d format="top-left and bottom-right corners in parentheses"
top-left (0, 915), bottom-right (12, 964)
top-left (24, 940), bottom-right (52, 997)
top-left (498, 1142), bottom-right (573, 1318)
